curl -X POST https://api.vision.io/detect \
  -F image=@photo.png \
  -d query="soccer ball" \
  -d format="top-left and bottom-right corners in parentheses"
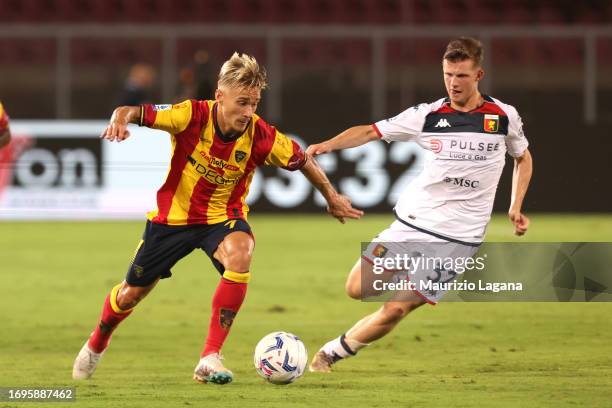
top-left (253, 331), bottom-right (308, 385)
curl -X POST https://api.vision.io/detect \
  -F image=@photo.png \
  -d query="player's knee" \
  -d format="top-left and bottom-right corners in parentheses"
top-left (218, 233), bottom-right (254, 272)
top-left (116, 284), bottom-right (146, 310)
top-left (223, 251), bottom-right (252, 272)
top-left (381, 302), bottom-right (412, 323)
top-left (116, 290), bottom-right (139, 310)
top-left (345, 261), bottom-right (363, 299)
top-left (345, 280), bottom-right (361, 300)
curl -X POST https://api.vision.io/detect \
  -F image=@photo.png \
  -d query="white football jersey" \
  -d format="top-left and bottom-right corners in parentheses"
top-left (373, 96), bottom-right (528, 244)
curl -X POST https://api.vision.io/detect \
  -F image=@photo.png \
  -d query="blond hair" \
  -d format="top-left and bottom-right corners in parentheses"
top-left (217, 52), bottom-right (268, 90)
top-left (443, 37), bottom-right (484, 67)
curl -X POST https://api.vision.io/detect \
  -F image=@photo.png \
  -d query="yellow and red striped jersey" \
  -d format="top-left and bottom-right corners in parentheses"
top-left (0, 102), bottom-right (9, 131)
top-left (140, 99), bottom-right (306, 225)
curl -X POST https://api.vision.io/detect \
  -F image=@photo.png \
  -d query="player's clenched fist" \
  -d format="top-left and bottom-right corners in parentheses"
top-left (508, 210), bottom-right (529, 236)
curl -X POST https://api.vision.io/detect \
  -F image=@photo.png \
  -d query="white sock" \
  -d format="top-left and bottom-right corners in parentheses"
top-left (321, 334), bottom-right (368, 361)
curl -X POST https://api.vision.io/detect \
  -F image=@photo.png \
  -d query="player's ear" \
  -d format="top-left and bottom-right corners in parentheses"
top-left (215, 88), bottom-right (223, 102)
top-left (475, 68), bottom-right (484, 82)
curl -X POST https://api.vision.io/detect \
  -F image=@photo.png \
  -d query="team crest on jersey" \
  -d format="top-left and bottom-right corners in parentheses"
top-left (484, 114), bottom-right (499, 133)
top-left (372, 244), bottom-right (389, 258)
top-left (234, 150), bottom-right (247, 163)
top-left (219, 308), bottom-right (237, 329)
top-left (153, 104), bottom-right (172, 111)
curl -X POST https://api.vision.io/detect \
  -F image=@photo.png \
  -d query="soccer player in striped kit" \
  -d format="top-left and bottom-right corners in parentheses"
top-left (307, 37), bottom-right (533, 372)
top-left (72, 52), bottom-right (363, 384)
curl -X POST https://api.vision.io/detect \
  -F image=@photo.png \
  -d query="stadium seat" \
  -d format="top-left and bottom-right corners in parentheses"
top-left (338, 0), bottom-right (368, 24)
top-left (2, 0), bottom-right (612, 24)
top-left (367, 0), bottom-right (401, 24)
top-left (412, 0), bottom-right (433, 24)
top-left (434, 0), bottom-right (467, 25)
top-left (537, 5), bottom-right (564, 24)
top-left (597, 39), bottom-right (612, 65)
top-left (0, 38), bottom-right (56, 64)
top-left (463, 0), bottom-right (502, 25)
top-left (386, 40), bottom-right (415, 65)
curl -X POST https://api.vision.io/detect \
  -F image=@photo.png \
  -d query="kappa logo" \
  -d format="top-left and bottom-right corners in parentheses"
top-left (435, 118), bottom-right (451, 128)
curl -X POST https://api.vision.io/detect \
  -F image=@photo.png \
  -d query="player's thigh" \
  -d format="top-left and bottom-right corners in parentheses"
top-left (200, 219), bottom-right (254, 274)
top-left (213, 231), bottom-right (255, 272)
top-left (384, 293), bottom-right (427, 318)
top-left (126, 221), bottom-right (196, 286)
top-left (346, 258), bottom-right (385, 299)
top-left (345, 258), bottom-right (363, 298)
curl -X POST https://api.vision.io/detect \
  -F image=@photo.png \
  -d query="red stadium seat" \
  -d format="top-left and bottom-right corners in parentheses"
top-left (1, 0), bottom-right (612, 24)
top-left (338, 0), bottom-right (368, 24)
top-left (412, 0), bottom-right (433, 24)
top-left (597, 39), bottom-right (612, 65)
top-left (463, 0), bottom-right (502, 25)
top-left (434, 0), bottom-right (467, 25)
top-left (367, 0), bottom-right (401, 24)
top-left (537, 5), bottom-right (564, 24)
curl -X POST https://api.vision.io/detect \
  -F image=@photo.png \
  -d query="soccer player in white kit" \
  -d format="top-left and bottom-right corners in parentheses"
top-left (307, 37), bottom-right (533, 372)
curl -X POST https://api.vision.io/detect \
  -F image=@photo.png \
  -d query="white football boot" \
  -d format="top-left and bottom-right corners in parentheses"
top-left (193, 353), bottom-right (233, 385)
top-left (309, 350), bottom-right (336, 373)
top-left (72, 341), bottom-right (104, 380)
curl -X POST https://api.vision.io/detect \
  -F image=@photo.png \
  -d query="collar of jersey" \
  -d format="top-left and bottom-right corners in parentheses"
top-left (212, 102), bottom-right (251, 143)
top-left (443, 94), bottom-right (493, 113)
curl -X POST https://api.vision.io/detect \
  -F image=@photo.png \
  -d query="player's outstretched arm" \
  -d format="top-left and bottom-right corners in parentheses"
top-left (300, 154), bottom-right (364, 224)
top-left (100, 106), bottom-right (141, 142)
top-left (508, 148), bottom-right (533, 236)
top-left (306, 125), bottom-right (378, 157)
top-left (0, 128), bottom-right (10, 149)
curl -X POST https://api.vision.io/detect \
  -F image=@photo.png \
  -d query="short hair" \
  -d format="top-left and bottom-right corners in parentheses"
top-left (217, 52), bottom-right (268, 90)
top-left (443, 37), bottom-right (484, 67)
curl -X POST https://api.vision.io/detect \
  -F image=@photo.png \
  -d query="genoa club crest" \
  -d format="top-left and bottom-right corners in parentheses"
top-left (484, 114), bottom-right (499, 133)
top-left (372, 244), bottom-right (389, 258)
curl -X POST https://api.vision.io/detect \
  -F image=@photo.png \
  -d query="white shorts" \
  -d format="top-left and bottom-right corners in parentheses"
top-left (362, 220), bottom-right (480, 304)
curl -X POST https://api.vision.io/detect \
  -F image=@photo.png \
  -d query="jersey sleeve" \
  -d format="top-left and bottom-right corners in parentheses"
top-left (0, 103), bottom-right (9, 131)
top-left (139, 100), bottom-right (195, 134)
top-left (504, 106), bottom-right (529, 157)
top-left (372, 102), bottom-right (431, 143)
top-left (264, 130), bottom-right (307, 171)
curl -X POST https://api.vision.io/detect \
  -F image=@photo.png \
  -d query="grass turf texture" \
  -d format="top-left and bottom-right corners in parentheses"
top-left (1, 214), bottom-right (611, 407)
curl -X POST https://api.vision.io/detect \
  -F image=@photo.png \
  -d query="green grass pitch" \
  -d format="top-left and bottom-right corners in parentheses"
top-left (1, 214), bottom-right (611, 407)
